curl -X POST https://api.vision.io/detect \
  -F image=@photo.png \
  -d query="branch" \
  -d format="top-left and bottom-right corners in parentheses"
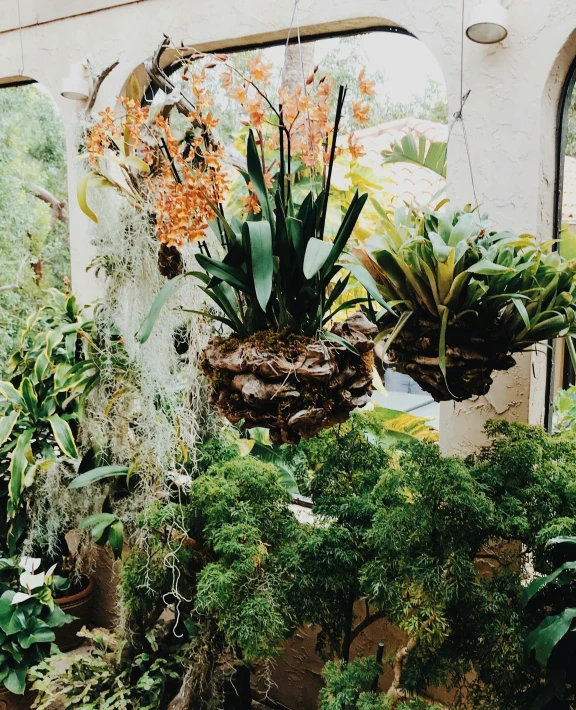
top-left (145, 37), bottom-right (198, 121)
top-left (0, 256), bottom-right (28, 292)
top-left (86, 59), bottom-right (120, 114)
top-left (351, 610), bottom-right (386, 642)
top-left (387, 614), bottom-right (437, 703)
top-left (32, 186), bottom-right (68, 229)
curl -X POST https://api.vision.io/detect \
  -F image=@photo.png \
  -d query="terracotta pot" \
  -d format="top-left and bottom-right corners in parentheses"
top-left (0, 687), bottom-right (36, 710)
top-left (55, 576), bottom-right (96, 651)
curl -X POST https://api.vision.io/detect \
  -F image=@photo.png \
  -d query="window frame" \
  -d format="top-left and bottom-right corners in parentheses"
top-left (545, 54), bottom-right (576, 430)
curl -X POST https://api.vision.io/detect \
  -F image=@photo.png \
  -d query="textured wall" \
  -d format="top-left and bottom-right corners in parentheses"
top-left (0, 0), bottom-right (575, 448)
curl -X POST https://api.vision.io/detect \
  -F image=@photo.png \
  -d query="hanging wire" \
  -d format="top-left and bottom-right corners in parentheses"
top-left (444, 0), bottom-right (481, 212)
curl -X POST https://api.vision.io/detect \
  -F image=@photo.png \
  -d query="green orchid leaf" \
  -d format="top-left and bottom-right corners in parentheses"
top-left (246, 129), bottom-right (275, 228)
top-left (68, 465), bottom-right (129, 489)
top-left (303, 239), bottom-right (332, 280)
top-left (138, 271), bottom-right (196, 344)
top-left (244, 221), bottom-right (273, 312)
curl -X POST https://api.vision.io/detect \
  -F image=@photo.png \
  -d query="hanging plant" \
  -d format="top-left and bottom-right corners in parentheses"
top-left (351, 203), bottom-right (576, 401)
top-left (134, 48), bottom-right (385, 443)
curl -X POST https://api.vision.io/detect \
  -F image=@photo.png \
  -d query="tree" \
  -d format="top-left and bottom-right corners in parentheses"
top-left (0, 84), bottom-right (70, 374)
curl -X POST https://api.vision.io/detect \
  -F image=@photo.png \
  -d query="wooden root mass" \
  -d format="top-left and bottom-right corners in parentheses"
top-left (201, 313), bottom-right (378, 445)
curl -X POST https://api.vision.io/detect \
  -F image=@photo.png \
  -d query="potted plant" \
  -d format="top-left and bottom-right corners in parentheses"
top-left (351, 203), bottom-right (576, 401)
top-left (0, 556), bottom-right (72, 708)
top-left (127, 54), bottom-right (386, 443)
top-left (0, 290), bottom-right (100, 649)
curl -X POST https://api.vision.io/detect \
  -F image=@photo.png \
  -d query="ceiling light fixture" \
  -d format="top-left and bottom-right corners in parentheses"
top-left (61, 63), bottom-right (91, 101)
top-left (466, 0), bottom-right (509, 44)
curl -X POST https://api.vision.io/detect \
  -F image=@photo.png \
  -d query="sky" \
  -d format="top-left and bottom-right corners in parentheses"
top-left (256, 31), bottom-right (446, 106)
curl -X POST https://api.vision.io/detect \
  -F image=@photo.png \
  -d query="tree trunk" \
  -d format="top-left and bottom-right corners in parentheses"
top-left (281, 42), bottom-right (315, 94)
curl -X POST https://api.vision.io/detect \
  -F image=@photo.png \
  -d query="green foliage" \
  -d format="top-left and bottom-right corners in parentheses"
top-left (120, 501), bottom-right (197, 633)
top-left (0, 85), bottom-right (70, 374)
top-left (354, 421), bottom-right (576, 709)
top-left (522, 536), bottom-right (576, 708)
top-left (142, 131), bottom-right (370, 340)
top-left (319, 656), bottom-right (443, 710)
top-left (188, 456), bottom-right (303, 660)
top-left (555, 384), bottom-right (576, 431)
top-left (121, 456), bottom-right (303, 661)
top-left (78, 512), bottom-right (124, 559)
top-left (320, 656), bottom-right (385, 710)
top-left (0, 556), bottom-right (72, 694)
top-left (31, 624), bottom-right (189, 709)
top-left (0, 289), bottom-right (98, 554)
top-left (382, 135), bottom-right (447, 179)
top-left (356, 204), bottom-right (576, 373)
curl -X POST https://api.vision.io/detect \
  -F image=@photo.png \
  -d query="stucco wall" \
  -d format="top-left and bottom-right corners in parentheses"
top-left (1, 0), bottom-right (576, 450)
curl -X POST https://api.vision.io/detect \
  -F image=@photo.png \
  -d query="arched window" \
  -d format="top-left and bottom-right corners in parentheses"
top-left (545, 56), bottom-right (576, 429)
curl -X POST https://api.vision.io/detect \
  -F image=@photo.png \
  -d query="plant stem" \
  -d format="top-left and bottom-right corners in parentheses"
top-left (318, 85), bottom-right (347, 240)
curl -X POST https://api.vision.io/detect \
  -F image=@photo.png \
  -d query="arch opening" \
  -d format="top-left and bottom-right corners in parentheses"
top-left (0, 81), bottom-right (70, 374)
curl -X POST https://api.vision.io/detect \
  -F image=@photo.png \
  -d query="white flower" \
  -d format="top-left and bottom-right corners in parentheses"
top-left (45, 563), bottom-right (57, 580)
top-left (19, 557), bottom-right (41, 574)
top-left (19, 571), bottom-right (45, 591)
top-left (167, 471), bottom-right (192, 489)
top-left (11, 592), bottom-right (33, 605)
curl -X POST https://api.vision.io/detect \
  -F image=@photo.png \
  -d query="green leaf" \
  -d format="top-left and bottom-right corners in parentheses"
top-left (249, 441), bottom-right (299, 495)
top-left (68, 465), bottom-right (129, 489)
top-left (0, 412), bottom-right (18, 448)
top-left (47, 414), bottom-right (78, 459)
top-left (4, 666), bottom-right (26, 695)
top-left (33, 351), bottom-right (51, 382)
top-left (467, 260), bottom-right (514, 275)
top-left (107, 520), bottom-right (124, 559)
top-left (0, 382), bottom-right (24, 408)
top-left (521, 561), bottom-right (576, 607)
top-left (244, 221), bottom-right (273, 312)
top-left (20, 379), bottom-right (37, 418)
top-left (91, 519), bottom-right (112, 543)
top-left (303, 239), bottom-right (332, 279)
top-left (438, 307), bottom-right (449, 381)
top-left (320, 191), bottom-right (368, 280)
top-left (196, 254), bottom-right (253, 294)
top-left (448, 213), bottom-right (477, 246)
top-left (246, 130), bottom-right (275, 228)
top-left (321, 331), bottom-right (360, 355)
top-left (525, 608), bottom-right (576, 667)
top-left (342, 262), bottom-right (394, 313)
top-left (9, 429), bottom-right (33, 505)
top-left (138, 272), bottom-right (191, 344)
top-left (511, 296), bottom-right (531, 329)
top-left (79, 512), bottom-right (117, 529)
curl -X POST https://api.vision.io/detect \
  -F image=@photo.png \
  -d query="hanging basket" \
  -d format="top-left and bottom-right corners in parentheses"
top-left (385, 312), bottom-right (517, 402)
top-left (201, 313), bottom-right (378, 445)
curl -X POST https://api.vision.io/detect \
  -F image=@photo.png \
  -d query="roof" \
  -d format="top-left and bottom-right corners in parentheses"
top-left (348, 117), bottom-right (576, 221)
